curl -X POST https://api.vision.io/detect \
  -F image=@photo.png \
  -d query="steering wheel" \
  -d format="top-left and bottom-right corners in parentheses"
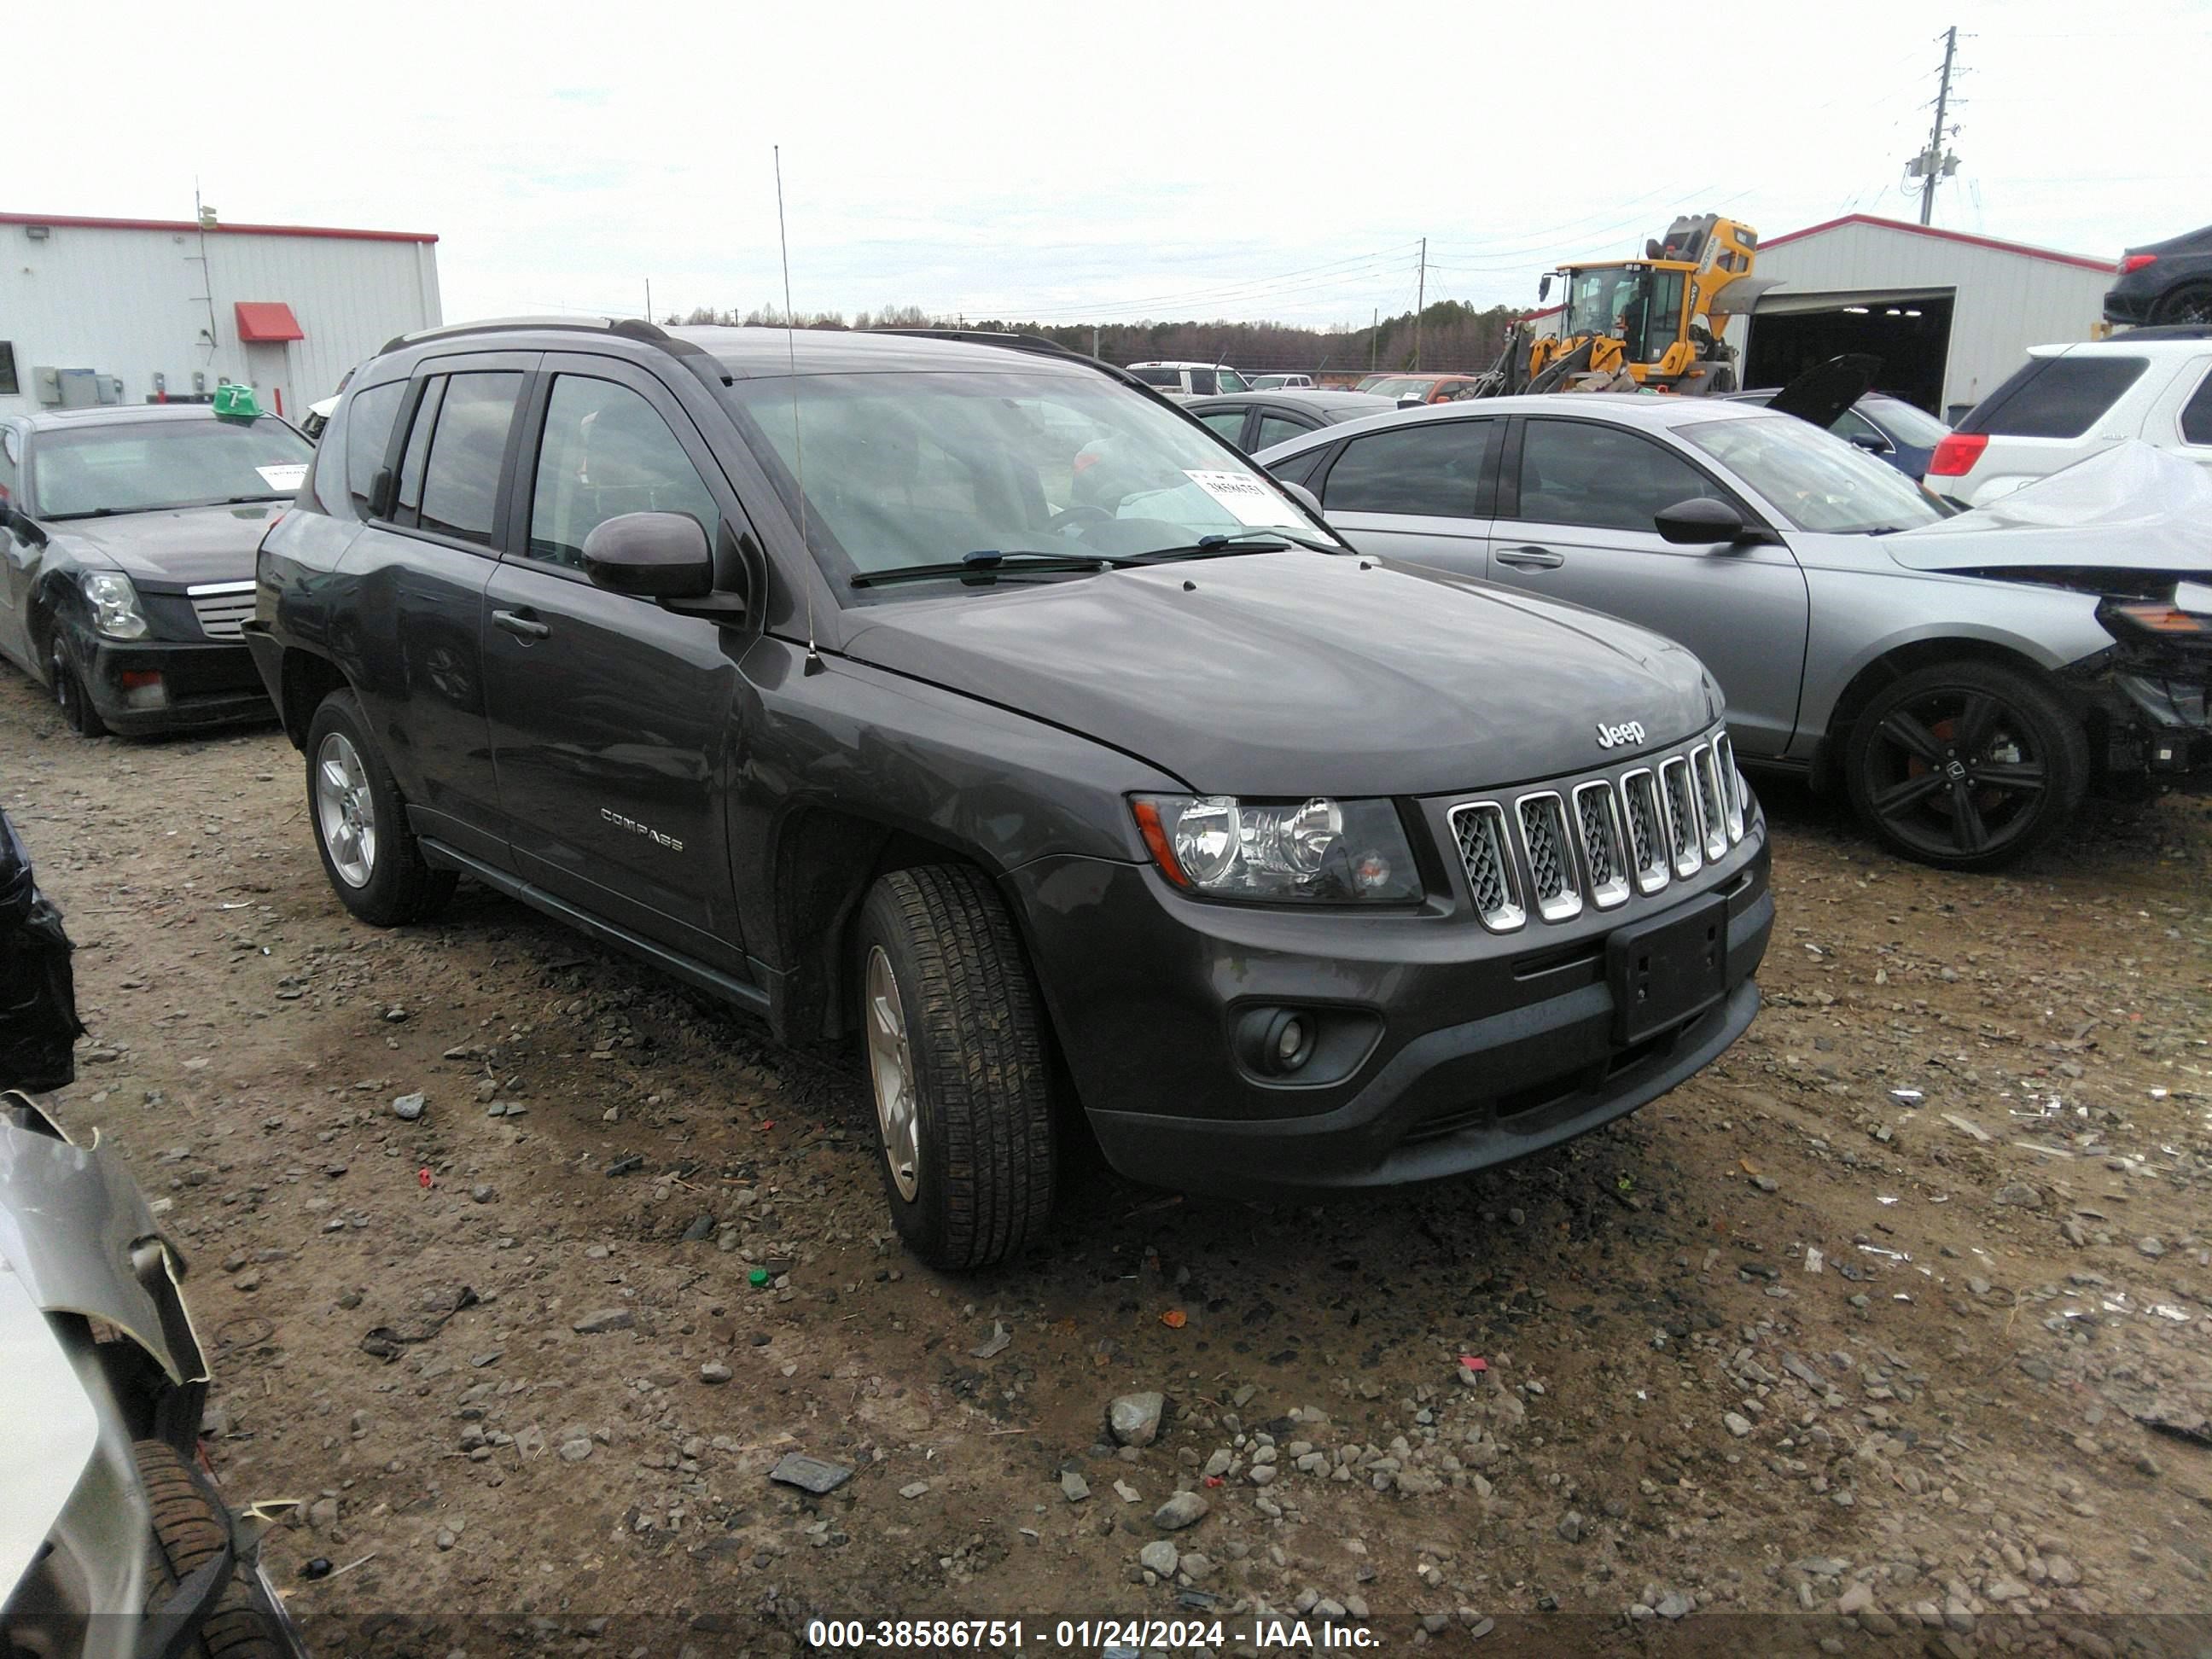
top-left (1045, 504), bottom-right (1114, 536)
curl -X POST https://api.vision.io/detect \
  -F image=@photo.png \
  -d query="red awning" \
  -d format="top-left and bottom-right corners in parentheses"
top-left (234, 301), bottom-right (303, 342)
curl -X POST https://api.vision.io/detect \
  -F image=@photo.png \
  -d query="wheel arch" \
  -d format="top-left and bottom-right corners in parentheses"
top-left (1810, 632), bottom-right (2069, 789)
top-left (276, 646), bottom-right (348, 751)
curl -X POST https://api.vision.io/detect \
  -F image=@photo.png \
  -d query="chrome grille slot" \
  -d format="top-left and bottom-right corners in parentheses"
top-left (1515, 792), bottom-right (1581, 923)
top-left (1619, 769), bottom-right (1669, 894)
top-left (1690, 746), bottom-right (1730, 860)
top-left (186, 582), bottom-right (256, 641)
top-left (1658, 756), bottom-right (1703, 878)
top-left (1572, 782), bottom-right (1630, 909)
top-left (1713, 734), bottom-right (1745, 842)
top-left (1450, 802), bottom-right (1524, 932)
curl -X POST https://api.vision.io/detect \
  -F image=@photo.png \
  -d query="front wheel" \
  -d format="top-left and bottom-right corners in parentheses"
top-left (855, 864), bottom-right (1056, 1271)
top-left (1842, 660), bottom-right (2088, 870)
top-left (50, 637), bottom-right (108, 737)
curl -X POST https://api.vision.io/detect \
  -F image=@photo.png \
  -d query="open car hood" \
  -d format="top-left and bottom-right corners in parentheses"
top-left (1767, 352), bottom-right (1880, 430)
top-left (1884, 442), bottom-right (2212, 578)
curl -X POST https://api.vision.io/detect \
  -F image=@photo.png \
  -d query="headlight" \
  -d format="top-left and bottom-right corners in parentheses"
top-left (80, 572), bottom-right (148, 640)
top-left (1131, 794), bottom-right (1420, 903)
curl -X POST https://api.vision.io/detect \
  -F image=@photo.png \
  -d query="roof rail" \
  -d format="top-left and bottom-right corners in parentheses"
top-left (866, 328), bottom-right (1152, 395)
top-left (375, 315), bottom-right (721, 377)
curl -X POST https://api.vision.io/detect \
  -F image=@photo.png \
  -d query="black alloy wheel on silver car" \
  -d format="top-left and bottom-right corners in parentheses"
top-left (49, 637), bottom-right (108, 737)
top-left (1844, 660), bottom-right (2088, 870)
top-left (854, 864), bottom-right (1056, 1271)
top-left (303, 689), bottom-right (457, 926)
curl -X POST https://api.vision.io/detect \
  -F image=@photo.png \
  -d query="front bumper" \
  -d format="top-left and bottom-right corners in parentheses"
top-left (1010, 795), bottom-right (1771, 1200)
top-left (74, 632), bottom-right (275, 735)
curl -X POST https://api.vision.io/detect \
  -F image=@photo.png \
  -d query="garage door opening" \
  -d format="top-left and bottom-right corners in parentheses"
top-left (1744, 292), bottom-right (1955, 417)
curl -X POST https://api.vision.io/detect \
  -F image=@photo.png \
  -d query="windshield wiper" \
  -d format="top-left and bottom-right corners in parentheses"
top-left (1130, 527), bottom-right (1339, 562)
top-left (40, 507), bottom-right (120, 521)
top-left (849, 549), bottom-right (1136, 590)
top-left (224, 492), bottom-right (294, 504)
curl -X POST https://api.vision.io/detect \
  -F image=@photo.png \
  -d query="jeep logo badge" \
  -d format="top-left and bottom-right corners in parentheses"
top-left (1595, 720), bottom-right (1646, 751)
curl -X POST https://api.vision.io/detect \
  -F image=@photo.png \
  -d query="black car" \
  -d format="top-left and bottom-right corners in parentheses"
top-left (249, 318), bottom-right (1772, 1269)
top-left (1184, 389), bottom-right (1401, 453)
top-left (2104, 222), bottom-right (2212, 326)
top-left (1722, 387), bottom-right (1952, 480)
top-left (0, 404), bottom-right (306, 735)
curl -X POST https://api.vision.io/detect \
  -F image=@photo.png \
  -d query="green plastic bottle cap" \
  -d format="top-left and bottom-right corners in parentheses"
top-left (748, 1267), bottom-right (770, 1287)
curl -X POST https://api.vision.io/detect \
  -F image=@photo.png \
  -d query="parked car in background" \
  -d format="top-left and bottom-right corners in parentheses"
top-left (0, 401), bottom-right (303, 736)
top-left (1258, 394), bottom-right (2212, 869)
top-left (252, 319), bottom-right (1770, 1269)
top-left (2104, 223), bottom-right (2212, 326)
top-left (1725, 387), bottom-right (1952, 480)
top-left (1125, 361), bottom-right (1250, 399)
top-left (1926, 335), bottom-right (2212, 505)
top-left (1359, 372), bottom-right (1493, 405)
top-left (1248, 373), bottom-right (1315, 390)
top-left (1184, 389), bottom-right (1399, 452)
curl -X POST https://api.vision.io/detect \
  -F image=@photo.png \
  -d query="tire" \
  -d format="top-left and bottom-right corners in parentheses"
top-left (854, 864), bottom-right (1056, 1271)
top-left (133, 1439), bottom-right (288, 1659)
top-left (50, 634), bottom-right (108, 738)
top-left (2151, 281), bottom-right (2212, 326)
top-left (1842, 659), bottom-right (2089, 870)
top-left (303, 689), bottom-right (457, 925)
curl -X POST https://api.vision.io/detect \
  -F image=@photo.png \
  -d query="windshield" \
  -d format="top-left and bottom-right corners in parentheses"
top-left (725, 369), bottom-right (1324, 588)
top-left (1861, 396), bottom-right (1951, 447)
top-left (1564, 265), bottom-right (1647, 340)
top-left (32, 416), bottom-right (311, 517)
top-left (1679, 414), bottom-right (1948, 535)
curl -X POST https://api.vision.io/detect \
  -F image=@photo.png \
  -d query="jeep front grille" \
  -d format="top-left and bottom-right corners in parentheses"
top-left (186, 581), bottom-right (256, 641)
top-left (1516, 793), bottom-right (1581, 923)
top-left (1690, 745), bottom-right (1730, 860)
top-left (1572, 781), bottom-right (1630, 909)
top-left (1450, 801), bottom-right (1524, 931)
top-left (1451, 728), bottom-right (1739, 928)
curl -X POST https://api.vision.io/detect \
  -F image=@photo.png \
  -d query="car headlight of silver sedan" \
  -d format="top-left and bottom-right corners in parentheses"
top-left (1132, 794), bottom-right (1420, 902)
top-left (80, 572), bottom-right (149, 640)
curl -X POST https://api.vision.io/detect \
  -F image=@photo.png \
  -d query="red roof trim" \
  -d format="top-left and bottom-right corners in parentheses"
top-left (0, 211), bottom-right (436, 245)
top-left (1762, 212), bottom-right (2107, 273)
top-left (235, 301), bottom-right (304, 343)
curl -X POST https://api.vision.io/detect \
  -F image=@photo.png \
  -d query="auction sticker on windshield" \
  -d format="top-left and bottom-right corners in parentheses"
top-left (1185, 469), bottom-right (1303, 527)
top-left (256, 463), bottom-right (308, 491)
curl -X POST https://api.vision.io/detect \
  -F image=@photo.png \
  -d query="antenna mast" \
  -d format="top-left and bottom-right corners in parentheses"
top-left (775, 146), bottom-right (822, 674)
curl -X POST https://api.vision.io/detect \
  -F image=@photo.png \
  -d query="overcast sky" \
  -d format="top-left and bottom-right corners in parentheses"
top-left (21, 0), bottom-right (2212, 330)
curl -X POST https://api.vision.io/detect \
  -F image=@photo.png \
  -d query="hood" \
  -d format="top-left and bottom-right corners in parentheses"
top-left (50, 502), bottom-right (281, 587)
top-left (1767, 353), bottom-right (1880, 430)
top-left (1885, 442), bottom-right (2212, 579)
top-left (840, 553), bottom-right (1717, 797)
top-left (0, 1256), bottom-right (101, 1599)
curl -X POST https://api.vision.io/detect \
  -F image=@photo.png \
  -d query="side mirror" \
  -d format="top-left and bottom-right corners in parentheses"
top-left (1654, 497), bottom-right (1749, 545)
top-left (1279, 480), bottom-right (1324, 517)
top-left (581, 512), bottom-right (715, 600)
top-left (1539, 273), bottom-right (1555, 303)
top-left (0, 501), bottom-right (45, 546)
top-left (1844, 430), bottom-right (1889, 453)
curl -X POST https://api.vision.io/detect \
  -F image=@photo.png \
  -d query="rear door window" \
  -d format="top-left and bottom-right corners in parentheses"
top-left (1959, 355), bottom-right (2148, 439)
top-left (2179, 367), bottom-right (2212, 446)
top-left (1198, 410), bottom-right (1248, 444)
top-left (393, 377), bottom-right (445, 524)
top-left (416, 372), bottom-right (523, 546)
top-left (1324, 419), bottom-right (1499, 519)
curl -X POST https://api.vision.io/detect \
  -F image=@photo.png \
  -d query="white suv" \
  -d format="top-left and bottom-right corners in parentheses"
top-left (1126, 361), bottom-right (1250, 399)
top-left (1928, 329), bottom-right (2212, 505)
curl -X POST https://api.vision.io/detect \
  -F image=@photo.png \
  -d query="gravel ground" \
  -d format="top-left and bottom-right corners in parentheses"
top-left (3, 666), bottom-right (2209, 1659)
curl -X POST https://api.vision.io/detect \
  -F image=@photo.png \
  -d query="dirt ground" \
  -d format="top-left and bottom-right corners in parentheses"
top-left (3, 664), bottom-right (2209, 1659)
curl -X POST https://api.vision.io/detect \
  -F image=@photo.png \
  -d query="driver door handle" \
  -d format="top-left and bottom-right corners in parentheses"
top-left (1495, 545), bottom-right (1564, 570)
top-left (492, 608), bottom-right (551, 641)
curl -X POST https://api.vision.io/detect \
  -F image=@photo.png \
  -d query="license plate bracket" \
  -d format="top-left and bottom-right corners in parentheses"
top-left (1607, 896), bottom-right (1729, 1046)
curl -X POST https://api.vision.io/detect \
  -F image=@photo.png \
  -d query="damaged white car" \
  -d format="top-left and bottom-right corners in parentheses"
top-left (2, 1090), bottom-right (306, 1656)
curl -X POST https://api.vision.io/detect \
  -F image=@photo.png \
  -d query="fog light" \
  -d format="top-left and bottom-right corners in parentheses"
top-left (119, 670), bottom-right (166, 710)
top-left (1238, 1007), bottom-right (1318, 1077)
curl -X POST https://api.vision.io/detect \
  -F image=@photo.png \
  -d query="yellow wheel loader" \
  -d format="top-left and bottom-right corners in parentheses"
top-left (1481, 213), bottom-right (1778, 398)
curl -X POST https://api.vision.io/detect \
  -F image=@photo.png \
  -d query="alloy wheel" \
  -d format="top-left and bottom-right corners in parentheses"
top-left (314, 732), bottom-right (378, 888)
top-left (1861, 688), bottom-right (2048, 860)
top-left (864, 945), bottom-right (921, 1202)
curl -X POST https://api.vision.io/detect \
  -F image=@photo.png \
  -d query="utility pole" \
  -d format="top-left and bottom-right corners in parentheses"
top-left (1914, 26), bottom-right (1960, 225)
top-left (1369, 306), bottom-right (1378, 371)
top-left (1412, 238), bottom-right (1428, 370)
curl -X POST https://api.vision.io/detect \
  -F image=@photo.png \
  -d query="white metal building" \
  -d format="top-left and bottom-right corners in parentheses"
top-left (1720, 214), bottom-right (2112, 422)
top-left (0, 210), bottom-right (441, 422)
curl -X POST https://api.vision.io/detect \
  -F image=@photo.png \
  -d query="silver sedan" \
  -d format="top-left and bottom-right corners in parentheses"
top-left (1258, 394), bottom-right (2212, 869)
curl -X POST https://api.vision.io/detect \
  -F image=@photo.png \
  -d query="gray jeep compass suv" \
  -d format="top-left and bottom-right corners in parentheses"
top-left (246, 319), bottom-right (1773, 1268)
